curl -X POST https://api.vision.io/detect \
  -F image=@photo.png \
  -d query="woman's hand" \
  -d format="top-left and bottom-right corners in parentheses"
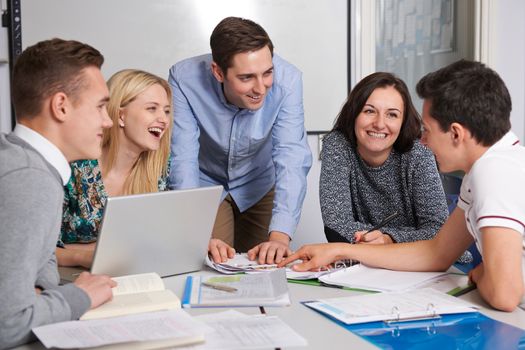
top-left (278, 243), bottom-right (350, 271)
top-left (355, 230), bottom-right (393, 244)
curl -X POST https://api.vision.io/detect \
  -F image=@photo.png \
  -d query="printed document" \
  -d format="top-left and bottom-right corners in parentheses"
top-left (33, 310), bottom-right (207, 349)
top-left (177, 310), bottom-right (308, 349)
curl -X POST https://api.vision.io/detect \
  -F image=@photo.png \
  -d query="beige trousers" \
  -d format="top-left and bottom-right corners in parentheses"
top-left (211, 188), bottom-right (274, 252)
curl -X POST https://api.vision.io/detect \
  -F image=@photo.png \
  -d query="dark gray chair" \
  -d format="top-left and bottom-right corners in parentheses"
top-left (440, 173), bottom-right (482, 272)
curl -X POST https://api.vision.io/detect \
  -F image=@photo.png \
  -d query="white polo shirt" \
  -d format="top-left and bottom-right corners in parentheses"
top-left (458, 131), bottom-right (525, 304)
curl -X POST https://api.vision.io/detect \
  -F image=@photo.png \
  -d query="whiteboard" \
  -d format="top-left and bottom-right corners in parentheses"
top-left (21, 0), bottom-right (348, 131)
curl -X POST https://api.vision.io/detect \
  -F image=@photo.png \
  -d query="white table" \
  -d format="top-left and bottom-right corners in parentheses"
top-left (13, 267), bottom-right (525, 350)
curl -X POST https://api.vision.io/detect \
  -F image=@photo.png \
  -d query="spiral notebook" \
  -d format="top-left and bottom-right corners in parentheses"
top-left (319, 264), bottom-right (465, 293)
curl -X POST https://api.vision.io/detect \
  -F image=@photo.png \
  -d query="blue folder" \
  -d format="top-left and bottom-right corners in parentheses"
top-left (303, 302), bottom-right (525, 349)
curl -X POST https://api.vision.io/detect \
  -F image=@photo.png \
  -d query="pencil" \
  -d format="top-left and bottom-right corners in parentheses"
top-left (359, 211), bottom-right (400, 241)
top-left (201, 281), bottom-right (238, 293)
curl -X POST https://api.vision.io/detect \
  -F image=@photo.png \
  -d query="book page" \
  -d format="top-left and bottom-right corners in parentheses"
top-left (81, 290), bottom-right (180, 320)
top-left (33, 310), bottom-right (207, 349)
top-left (112, 273), bottom-right (165, 296)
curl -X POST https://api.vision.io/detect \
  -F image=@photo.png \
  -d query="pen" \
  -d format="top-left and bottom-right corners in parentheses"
top-left (359, 211), bottom-right (400, 241)
top-left (201, 281), bottom-right (238, 293)
top-left (319, 281), bottom-right (344, 289)
top-left (452, 283), bottom-right (477, 297)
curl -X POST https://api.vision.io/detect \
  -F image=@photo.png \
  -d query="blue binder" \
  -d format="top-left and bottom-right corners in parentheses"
top-left (304, 303), bottom-right (525, 349)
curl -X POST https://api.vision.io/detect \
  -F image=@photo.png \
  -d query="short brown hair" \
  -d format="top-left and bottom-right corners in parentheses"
top-left (333, 72), bottom-right (422, 153)
top-left (12, 38), bottom-right (104, 120)
top-left (210, 17), bottom-right (273, 73)
top-left (416, 60), bottom-right (511, 146)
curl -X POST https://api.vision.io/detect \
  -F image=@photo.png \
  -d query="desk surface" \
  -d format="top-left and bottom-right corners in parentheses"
top-left (14, 267), bottom-right (525, 350)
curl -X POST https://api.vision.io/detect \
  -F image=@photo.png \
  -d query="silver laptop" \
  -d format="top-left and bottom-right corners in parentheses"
top-left (60, 185), bottom-right (222, 280)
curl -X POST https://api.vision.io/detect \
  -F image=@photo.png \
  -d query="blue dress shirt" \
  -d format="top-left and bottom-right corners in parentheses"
top-left (168, 54), bottom-right (312, 238)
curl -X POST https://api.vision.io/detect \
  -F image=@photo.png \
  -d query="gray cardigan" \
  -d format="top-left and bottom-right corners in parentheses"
top-left (0, 133), bottom-right (90, 349)
top-left (320, 130), bottom-right (448, 243)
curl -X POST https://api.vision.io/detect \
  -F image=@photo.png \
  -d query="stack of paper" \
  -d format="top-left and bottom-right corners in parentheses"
top-left (205, 254), bottom-right (277, 273)
top-left (205, 253), bottom-right (334, 280)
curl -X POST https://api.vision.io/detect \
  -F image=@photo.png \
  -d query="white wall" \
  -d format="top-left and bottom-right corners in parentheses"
top-left (21, 0), bottom-right (347, 132)
top-left (292, 134), bottom-right (327, 250)
top-left (486, 0), bottom-right (525, 140)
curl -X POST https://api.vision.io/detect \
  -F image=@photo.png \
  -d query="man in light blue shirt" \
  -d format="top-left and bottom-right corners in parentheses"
top-left (169, 17), bottom-right (312, 264)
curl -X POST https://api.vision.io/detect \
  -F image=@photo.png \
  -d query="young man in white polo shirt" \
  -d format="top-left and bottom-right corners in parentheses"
top-left (280, 60), bottom-right (525, 312)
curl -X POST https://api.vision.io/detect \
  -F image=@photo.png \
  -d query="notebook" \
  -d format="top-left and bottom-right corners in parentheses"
top-left (60, 185), bottom-right (223, 280)
top-left (319, 264), bottom-right (451, 292)
top-left (182, 269), bottom-right (291, 308)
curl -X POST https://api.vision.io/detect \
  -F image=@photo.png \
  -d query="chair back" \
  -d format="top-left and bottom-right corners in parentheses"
top-left (440, 173), bottom-right (482, 271)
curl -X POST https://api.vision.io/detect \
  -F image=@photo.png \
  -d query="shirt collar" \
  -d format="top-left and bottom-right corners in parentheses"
top-left (13, 124), bottom-right (71, 185)
top-left (208, 66), bottom-right (257, 114)
top-left (486, 131), bottom-right (520, 152)
top-left (209, 67), bottom-right (235, 110)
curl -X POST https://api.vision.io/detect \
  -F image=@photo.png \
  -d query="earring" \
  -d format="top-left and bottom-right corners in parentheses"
top-left (119, 121), bottom-right (125, 128)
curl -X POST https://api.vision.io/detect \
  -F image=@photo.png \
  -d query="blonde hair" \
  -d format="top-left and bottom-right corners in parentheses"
top-left (102, 69), bottom-right (172, 195)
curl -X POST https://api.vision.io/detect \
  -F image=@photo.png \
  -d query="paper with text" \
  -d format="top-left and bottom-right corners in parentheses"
top-left (177, 310), bottom-right (307, 349)
top-left (305, 288), bottom-right (477, 325)
top-left (33, 310), bottom-right (207, 349)
top-left (184, 269), bottom-right (290, 307)
top-left (111, 273), bottom-right (165, 296)
top-left (320, 264), bottom-right (449, 292)
top-left (205, 253), bottom-right (335, 280)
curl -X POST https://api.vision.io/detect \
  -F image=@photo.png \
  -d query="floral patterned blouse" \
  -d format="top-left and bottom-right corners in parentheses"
top-left (59, 159), bottom-right (169, 246)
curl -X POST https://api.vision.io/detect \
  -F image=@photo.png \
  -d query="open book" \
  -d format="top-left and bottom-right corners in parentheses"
top-left (304, 288), bottom-right (477, 325)
top-left (81, 273), bottom-right (180, 320)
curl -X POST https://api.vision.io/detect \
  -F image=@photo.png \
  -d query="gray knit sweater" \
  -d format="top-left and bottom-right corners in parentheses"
top-left (320, 130), bottom-right (448, 244)
top-left (0, 133), bottom-right (90, 349)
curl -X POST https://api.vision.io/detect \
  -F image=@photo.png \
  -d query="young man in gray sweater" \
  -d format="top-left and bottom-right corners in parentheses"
top-left (0, 39), bottom-right (116, 348)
